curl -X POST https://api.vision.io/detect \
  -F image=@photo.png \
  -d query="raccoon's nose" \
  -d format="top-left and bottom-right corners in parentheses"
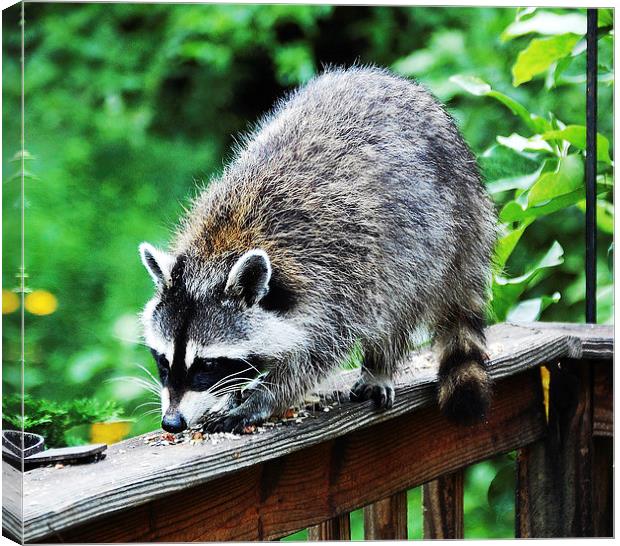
top-left (161, 411), bottom-right (187, 433)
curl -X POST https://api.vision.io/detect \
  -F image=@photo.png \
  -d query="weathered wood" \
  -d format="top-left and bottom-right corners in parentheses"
top-left (308, 514), bottom-right (351, 540)
top-left (593, 360), bottom-right (612, 436)
top-left (520, 322), bottom-right (613, 360)
top-left (422, 470), bottom-right (464, 539)
top-left (44, 370), bottom-right (545, 542)
top-left (364, 492), bottom-right (408, 540)
top-left (2, 462), bottom-right (23, 543)
top-left (592, 436), bottom-right (612, 537)
top-left (10, 322), bottom-right (611, 542)
top-left (516, 359), bottom-right (595, 537)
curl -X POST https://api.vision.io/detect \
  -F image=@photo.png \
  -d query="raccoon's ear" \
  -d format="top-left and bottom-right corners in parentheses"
top-left (139, 242), bottom-right (175, 286)
top-left (225, 249), bottom-right (272, 306)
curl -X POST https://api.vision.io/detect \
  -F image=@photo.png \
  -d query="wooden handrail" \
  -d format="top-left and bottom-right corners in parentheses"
top-left (3, 322), bottom-right (612, 542)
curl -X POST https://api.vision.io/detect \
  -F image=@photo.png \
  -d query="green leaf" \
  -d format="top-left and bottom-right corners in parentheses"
top-left (502, 12), bottom-right (587, 41)
top-left (499, 178), bottom-right (609, 223)
top-left (527, 154), bottom-right (584, 206)
top-left (486, 163), bottom-right (545, 195)
top-left (512, 34), bottom-right (581, 86)
top-left (495, 241), bottom-right (564, 287)
top-left (515, 7), bottom-right (537, 21)
top-left (500, 190), bottom-right (575, 223)
top-left (449, 74), bottom-right (491, 96)
top-left (576, 198), bottom-right (614, 234)
top-left (596, 200), bottom-right (614, 235)
top-left (506, 292), bottom-right (561, 322)
top-left (541, 125), bottom-right (612, 164)
top-left (494, 219), bottom-right (533, 270)
top-left (597, 173), bottom-right (614, 189)
top-left (496, 133), bottom-right (554, 154)
top-left (450, 75), bottom-right (550, 132)
top-left (492, 242), bottom-right (564, 322)
top-left (599, 9), bottom-right (613, 27)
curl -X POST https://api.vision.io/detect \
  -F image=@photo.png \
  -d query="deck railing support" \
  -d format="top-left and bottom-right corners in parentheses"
top-left (422, 470), bottom-right (464, 539)
top-left (516, 360), bottom-right (595, 537)
top-left (363, 492), bottom-right (408, 540)
top-left (308, 514), bottom-right (351, 540)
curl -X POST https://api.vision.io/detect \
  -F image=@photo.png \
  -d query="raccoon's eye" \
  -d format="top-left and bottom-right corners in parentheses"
top-left (187, 357), bottom-right (259, 392)
top-left (150, 349), bottom-right (169, 383)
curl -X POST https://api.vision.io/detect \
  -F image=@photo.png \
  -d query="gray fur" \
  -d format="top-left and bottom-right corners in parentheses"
top-left (140, 66), bottom-right (496, 432)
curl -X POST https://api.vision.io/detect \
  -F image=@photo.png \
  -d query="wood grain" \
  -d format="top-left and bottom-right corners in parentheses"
top-left (592, 436), bottom-right (612, 537)
top-left (422, 470), bottom-right (464, 539)
top-left (519, 322), bottom-right (613, 359)
top-left (593, 361), bottom-right (612, 437)
top-left (516, 359), bottom-right (595, 537)
top-left (2, 462), bottom-right (23, 543)
top-left (364, 492), bottom-right (408, 540)
top-left (46, 370), bottom-right (545, 542)
top-left (10, 322), bottom-right (612, 543)
top-left (308, 514), bottom-right (351, 540)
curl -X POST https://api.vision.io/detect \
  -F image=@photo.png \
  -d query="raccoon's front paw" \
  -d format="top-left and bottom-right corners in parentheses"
top-left (205, 386), bottom-right (276, 434)
top-left (350, 376), bottom-right (395, 410)
top-left (205, 414), bottom-right (255, 434)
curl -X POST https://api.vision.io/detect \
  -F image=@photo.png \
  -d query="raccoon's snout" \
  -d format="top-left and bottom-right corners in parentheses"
top-left (161, 409), bottom-right (187, 433)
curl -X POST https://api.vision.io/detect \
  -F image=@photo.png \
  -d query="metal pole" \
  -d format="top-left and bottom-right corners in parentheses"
top-left (585, 9), bottom-right (597, 324)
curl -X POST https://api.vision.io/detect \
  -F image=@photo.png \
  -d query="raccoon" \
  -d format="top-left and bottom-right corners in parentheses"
top-left (139, 66), bottom-right (496, 434)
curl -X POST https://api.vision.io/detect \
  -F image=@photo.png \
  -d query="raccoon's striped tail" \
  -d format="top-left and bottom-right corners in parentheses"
top-left (436, 311), bottom-right (492, 425)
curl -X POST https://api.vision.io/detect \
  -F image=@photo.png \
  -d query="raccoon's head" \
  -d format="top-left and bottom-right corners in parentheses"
top-left (138, 242), bottom-right (303, 432)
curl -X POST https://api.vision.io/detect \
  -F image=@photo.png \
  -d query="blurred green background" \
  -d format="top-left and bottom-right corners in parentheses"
top-left (2, 4), bottom-right (613, 539)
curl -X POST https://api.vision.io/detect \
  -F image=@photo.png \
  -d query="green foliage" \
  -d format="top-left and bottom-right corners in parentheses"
top-left (3, 394), bottom-right (123, 447)
top-left (450, 8), bottom-right (613, 324)
top-left (512, 33), bottom-right (581, 86)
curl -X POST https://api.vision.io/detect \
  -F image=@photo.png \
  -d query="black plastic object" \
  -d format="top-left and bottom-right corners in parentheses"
top-left (2, 430), bottom-right (45, 468)
top-left (2, 430), bottom-right (107, 470)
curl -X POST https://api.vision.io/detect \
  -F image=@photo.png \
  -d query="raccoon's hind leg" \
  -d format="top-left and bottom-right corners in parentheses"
top-left (350, 345), bottom-right (396, 410)
top-left (435, 308), bottom-right (491, 424)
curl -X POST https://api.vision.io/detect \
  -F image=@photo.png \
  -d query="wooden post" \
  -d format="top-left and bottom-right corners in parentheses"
top-left (422, 470), bottom-right (464, 538)
top-left (308, 514), bottom-right (351, 540)
top-left (592, 436), bottom-right (612, 537)
top-left (516, 360), bottom-right (594, 537)
top-left (363, 492), bottom-right (408, 540)
top-left (592, 359), bottom-right (613, 537)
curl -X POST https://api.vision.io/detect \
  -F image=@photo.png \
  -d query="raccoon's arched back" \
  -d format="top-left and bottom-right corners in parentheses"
top-left (171, 65), bottom-right (495, 394)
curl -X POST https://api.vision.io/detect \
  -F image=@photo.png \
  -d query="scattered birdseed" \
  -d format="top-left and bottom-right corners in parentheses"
top-left (143, 394), bottom-right (343, 447)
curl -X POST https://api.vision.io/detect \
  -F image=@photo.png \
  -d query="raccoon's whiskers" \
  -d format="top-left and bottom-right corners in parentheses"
top-left (208, 380), bottom-right (253, 397)
top-left (237, 357), bottom-right (261, 375)
top-left (133, 401), bottom-right (161, 411)
top-left (204, 366), bottom-right (257, 394)
top-left (135, 363), bottom-right (161, 388)
top-left (134, 408), bottom-right (162, 421)
top-left (106, 376), bottom-right (160, 396)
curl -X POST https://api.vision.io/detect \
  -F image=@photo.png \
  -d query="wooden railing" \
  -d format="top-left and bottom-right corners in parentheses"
top-left (2, 322), bottom-right (612, 542)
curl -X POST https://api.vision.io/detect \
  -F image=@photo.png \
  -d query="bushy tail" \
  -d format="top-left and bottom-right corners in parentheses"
top-left (435, 310), bottom-right (491, 425)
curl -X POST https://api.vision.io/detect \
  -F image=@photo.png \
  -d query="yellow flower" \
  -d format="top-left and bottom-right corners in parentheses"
top-left (25, 290), bottom-right (58, 316)
top-left (2, 290), bottom-right (19, 314)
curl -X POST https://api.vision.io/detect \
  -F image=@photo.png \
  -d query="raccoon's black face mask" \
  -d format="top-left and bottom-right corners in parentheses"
top-left (150, 347), bottom-right (260, 433)
top-left (139, 243), bottom-right (299, 432)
